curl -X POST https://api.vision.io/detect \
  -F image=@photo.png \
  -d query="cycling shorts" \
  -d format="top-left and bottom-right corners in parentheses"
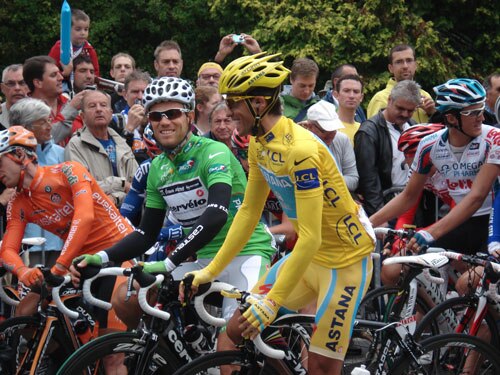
top-left (253, 254), bottom-right (373, 360)
top-left (434, 214), bottom-right (488, 255)
top-left (173, 255), bottom-right (270, 321)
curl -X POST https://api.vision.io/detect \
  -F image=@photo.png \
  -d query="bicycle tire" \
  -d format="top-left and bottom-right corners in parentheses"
top-left (56, 331), bottom-right (180, 375)
top-left (413, 295), bottom-right (500, 346)
top-left (346, 286), bottom-right (435, 373)
top-left (171, 350), bottom-right (281, 375)
top-left (391, 333), bottom-right (500, 374)
top-left (0, 316), bottom-right (41, 375)
top-left (0, 314), bottom-right (73, 374)
top-left (172, 313), bottom-right (314, 375)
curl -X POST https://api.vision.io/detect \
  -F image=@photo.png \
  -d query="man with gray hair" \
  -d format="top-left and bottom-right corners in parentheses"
top-left (0, 64), bottom-right (29, 128)
top-left (354, 80), bottom-right (420, 216)
top-left (9, 98), bottom-right (65, 266)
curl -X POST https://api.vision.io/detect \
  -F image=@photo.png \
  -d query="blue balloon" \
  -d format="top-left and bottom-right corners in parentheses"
top-left (60, 0), bottom-right (72, 65)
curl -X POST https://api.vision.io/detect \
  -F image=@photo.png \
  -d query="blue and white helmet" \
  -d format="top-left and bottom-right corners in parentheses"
top-left (143, 77), bottom-right (195, 112)
top-left (433, 78), bottom-right (486, 113)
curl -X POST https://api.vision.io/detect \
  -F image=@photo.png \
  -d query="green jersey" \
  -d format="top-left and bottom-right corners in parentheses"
top-left (146, 135), bottom-right (274, 260)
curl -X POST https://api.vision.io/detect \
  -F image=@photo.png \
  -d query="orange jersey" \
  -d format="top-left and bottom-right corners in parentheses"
top-left (0, 161), bottom-right (134, 271)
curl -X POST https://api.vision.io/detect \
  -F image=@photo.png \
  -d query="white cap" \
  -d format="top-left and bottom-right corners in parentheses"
top-left (307, 101), bottom-right (344, 131)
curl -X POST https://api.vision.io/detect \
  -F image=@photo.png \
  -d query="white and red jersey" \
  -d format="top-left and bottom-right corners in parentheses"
top-left (411, 125), bottom-right (496, 217)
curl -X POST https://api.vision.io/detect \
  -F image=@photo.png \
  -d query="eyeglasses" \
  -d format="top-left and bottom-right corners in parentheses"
top-left (199, 73), bottom-right (221, 80)
top-left (148, 108), bottom-right (190, 122)
top-left (213, 118), bottom-right (233, 126)
top-left (2, 80), bottom-right (27, 88)
top-left (460, 104), bottom-right (485, 118)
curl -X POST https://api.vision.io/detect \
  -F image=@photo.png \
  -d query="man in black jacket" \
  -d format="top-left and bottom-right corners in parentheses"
top-left (354, 80), bottom-right (420, 216)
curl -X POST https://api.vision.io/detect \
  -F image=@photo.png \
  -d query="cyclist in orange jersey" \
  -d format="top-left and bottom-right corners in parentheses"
top-left (0, 126), bottom-right (133, 329)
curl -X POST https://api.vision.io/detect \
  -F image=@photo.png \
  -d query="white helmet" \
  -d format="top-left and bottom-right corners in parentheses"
top-left (143, 77), bottom-right (195, 112)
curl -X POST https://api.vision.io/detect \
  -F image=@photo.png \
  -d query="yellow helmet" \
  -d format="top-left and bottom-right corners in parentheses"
top-left (219, 52), bottom-right (290, 96)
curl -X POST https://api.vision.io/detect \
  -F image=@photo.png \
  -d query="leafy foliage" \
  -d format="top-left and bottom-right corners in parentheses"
top-left (0, 0), bottom-right (497, 104)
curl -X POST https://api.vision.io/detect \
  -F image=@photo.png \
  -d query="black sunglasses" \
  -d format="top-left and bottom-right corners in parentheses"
top-left (148, 108), bottom-right (189, 122)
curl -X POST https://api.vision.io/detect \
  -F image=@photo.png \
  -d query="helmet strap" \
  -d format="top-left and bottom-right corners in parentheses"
top-left (450, 112), bottom-right (475, 140)
top-left (6, 152), bottom-right (33, 192)
top-left (244, 90), bottom-right (280, 137)
top-left (161, 131), bottom-right (192, 159)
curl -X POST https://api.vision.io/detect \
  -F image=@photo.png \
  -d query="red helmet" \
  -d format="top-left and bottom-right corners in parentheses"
top-left (142, 124), bottom-right (161, 158)
top-left (230, 129), bottom-right (250, 149)
top-left (398, 124), bottom-right (444, 156)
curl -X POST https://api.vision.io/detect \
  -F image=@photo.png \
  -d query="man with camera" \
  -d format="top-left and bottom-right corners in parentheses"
top-left (213, 33), bottom-right (262, 65)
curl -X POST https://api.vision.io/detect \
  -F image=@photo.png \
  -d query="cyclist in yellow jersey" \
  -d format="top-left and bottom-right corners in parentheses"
top-left (183, 53), bottom-right (375, 374)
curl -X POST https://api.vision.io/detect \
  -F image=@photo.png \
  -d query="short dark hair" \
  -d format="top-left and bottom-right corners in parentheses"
top-left (290, 58), bottom-right (319, 80)
top-left (388, 44), bottom-right (415, 64)
top-left (154, 40), bottom-right (182, 60)
top-left (330, 64), bottom-right (356, 82)
top-left (124, 69), bottom-right (152, 91)
top-left (73, 55), bottom-right (93, 70)
top-left (71, 9), bottom-right (90, 23)
top-left (23, 55), bottom-right (57, 92)
top-left (335, 74), bottom-right (364, 92)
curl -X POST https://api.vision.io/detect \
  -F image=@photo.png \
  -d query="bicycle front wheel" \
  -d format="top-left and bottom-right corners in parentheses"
top-left (391, 333), bottom-right (500, 374)
top-left (172, 350), bottom-right (281, 375)
top-left (413, 295), bottom-right (500, 345)
top-left (56, 331), bottom-right (179, 375)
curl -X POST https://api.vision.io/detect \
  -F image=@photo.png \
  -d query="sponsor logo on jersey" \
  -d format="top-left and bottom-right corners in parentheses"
top-left (91, 192), bottom-right (129, 234)
top-left (35, 201), bottom-right (75, 227)
top-left (264, 132), bottom-right (275, 143)
top-left (337, 214), bottom-right (363, 245)
top-left (326, 286), bottom-right (356, 352)
top-left (283, 133), bottom-right (293, 145)
top-left (160, 179), bottom-right (203, 196)
top-left (170, 198), bottom-right (207, 213)
top-left (62, 164), bottom-right (78, 185)
top-left (446, 179), bottom-right (473, 190)
top-left (260, 169), bottom-right (293, 189)
top-left (208, 163), bottom-right (227, 174)
top-left (267, 150), bottom-right (284, 164)
top-left (469, 142), bottom-right (480, 150)
top-left (178, 159), bottom-right (195, 174)
top-left (487, 128), bottom-right (500, 146)
top-left (196, 189), bottom-right (204, 197)
top-left (45, 186), bottom-right (52, 193)
top-left (324, 180), bottom-right (341, 207)
top-left (295, 168), bottom-right (319, 190)
top-left (184, 141), bottom-right (194, 153)
top-left (51, 193), bottom-right (62, 203)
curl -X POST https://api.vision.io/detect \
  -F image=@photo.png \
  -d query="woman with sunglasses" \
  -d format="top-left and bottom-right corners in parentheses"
top-left (72, 77), bottom-right (276, 353)
top-left (371, 78), bottom-right (494, 266)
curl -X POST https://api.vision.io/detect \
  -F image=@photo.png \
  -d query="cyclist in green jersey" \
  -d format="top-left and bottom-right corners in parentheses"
top-left (72, 77), bottom-right (275, 352)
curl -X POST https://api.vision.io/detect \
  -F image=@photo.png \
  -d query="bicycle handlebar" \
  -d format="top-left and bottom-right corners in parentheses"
top-left (193, 281), bottom-right (235, 327)
top-left (137, 274), bottom-right (170, 321)
top-left (0, 276), bottom-right (20, 306)
top-left (192, 281), bottom-right (286, 359)
top-left (82, 267), bottom-right (128, 310)
top-left (51, 275), bottom-right (78, 319)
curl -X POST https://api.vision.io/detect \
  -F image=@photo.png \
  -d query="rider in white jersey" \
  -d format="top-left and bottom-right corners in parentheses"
top-left (370, 78), bottom-right (493, 255)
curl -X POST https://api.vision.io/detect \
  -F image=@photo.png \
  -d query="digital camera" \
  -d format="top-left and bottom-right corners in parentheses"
top-left (232, 34), bottom-right (244, 44)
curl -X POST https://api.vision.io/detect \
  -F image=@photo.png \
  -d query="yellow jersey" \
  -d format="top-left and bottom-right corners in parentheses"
top-left (206, 116), bottom-right (375, 305)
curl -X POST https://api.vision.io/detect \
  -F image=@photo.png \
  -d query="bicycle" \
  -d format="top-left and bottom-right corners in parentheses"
top-left (0, 267), bottom-right (97, 375)
top-left (413, 251), bottom-right (500, 346)
top-left (0, 237), bottom-right (47, 319)
top-left (56, 265), bottom-right (238, 374)
top-left (172, 277), bottom-right (500, 374)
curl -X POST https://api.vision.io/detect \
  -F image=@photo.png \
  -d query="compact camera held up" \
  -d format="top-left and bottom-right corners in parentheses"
top-left (232, 34), bottom-right (245, 44)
